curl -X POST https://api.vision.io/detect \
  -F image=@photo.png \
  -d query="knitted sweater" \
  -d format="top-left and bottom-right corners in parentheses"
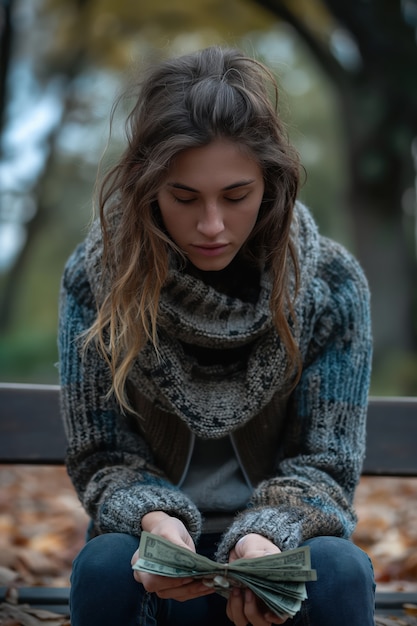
top-left (58, 203), bottom-right (372, 562)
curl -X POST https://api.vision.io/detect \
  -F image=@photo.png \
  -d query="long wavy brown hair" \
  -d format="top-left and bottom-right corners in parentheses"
top-left (85, 46), bottom-right (302, 412)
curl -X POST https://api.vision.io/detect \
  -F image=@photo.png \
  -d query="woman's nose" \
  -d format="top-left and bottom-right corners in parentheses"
top-left (196, 203), bottom-right (225, 237)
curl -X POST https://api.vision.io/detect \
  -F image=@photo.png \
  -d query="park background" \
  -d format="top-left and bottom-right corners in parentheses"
top-left (1, 0), bottom-right (417, 606)
top-left (2, 0), bottom-right (417, 393)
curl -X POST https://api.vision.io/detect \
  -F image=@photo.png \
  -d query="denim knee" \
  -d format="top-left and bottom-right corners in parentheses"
top-left (306, 535), bottom-right (375, 592)
top-left (70, 533), bottom-right (143, 626)
top-left (296, 536), bottom-right (375, 626)
top-left (72, 532), bottom-right (139, 582)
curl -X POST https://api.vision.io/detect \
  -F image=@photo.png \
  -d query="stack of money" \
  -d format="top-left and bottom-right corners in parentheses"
top-left (133, 532), bottom-right (317, 619)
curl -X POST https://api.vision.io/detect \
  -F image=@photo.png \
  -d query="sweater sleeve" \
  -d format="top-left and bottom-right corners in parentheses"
top-left (58, 244), bottom-right (202, 540)
top-left (215, 240), bottom-right (372, 561)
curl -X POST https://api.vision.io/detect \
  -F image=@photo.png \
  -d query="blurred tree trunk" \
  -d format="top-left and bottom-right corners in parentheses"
top-left (0, 0), bottom-right (90, 330)
top-left (255, 0), bottom-right (417, 359)
top-left (0, 0), bottom-right (13, 149)
top-left (324, 0), bottom-right (417, 358)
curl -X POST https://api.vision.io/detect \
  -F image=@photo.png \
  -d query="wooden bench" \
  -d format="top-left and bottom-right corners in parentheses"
top-left (1, 382), bottom-right (417, 619)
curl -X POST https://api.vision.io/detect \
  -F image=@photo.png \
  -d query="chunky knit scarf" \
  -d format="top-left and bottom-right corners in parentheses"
top-left (84, 204), bottom-right (320, 437)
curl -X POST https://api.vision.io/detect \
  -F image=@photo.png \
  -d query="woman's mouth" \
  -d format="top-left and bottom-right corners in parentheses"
top-left (191, 244), bottom-right (229, 257)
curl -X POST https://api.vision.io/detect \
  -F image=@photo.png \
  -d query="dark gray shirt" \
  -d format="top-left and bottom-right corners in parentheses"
top-left (180, 436), bottom-right (252, 513)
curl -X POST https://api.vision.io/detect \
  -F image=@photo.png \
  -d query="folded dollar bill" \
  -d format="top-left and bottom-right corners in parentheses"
top-left (133, 532), bottom-right (317, 618)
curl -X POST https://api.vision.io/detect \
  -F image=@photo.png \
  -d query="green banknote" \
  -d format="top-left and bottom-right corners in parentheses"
top-left (132, 532), bottom-right (317, 619)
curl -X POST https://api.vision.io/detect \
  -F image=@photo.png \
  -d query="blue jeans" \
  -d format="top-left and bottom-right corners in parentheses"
top-left (70, 532), bottom-right (375, 625)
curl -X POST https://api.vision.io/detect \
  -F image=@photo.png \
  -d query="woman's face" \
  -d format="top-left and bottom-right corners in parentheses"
top-left (157, 138), bottom-right (264, 271)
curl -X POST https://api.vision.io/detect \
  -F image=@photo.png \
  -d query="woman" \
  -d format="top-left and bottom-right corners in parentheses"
top-left (58, 46), bottom-right (375, 626)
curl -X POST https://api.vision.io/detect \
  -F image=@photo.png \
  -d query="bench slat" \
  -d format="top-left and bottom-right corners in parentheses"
top-left (1, 384), bottom-right (417, 475)
top-left (363, 397), bottom-right (417, 476)
top-left (0, 586), bottom-right (415, 616)
top-left (0, 383), bottom-right (65, 464)
top-left (0, 586), bottom-right (70, 604)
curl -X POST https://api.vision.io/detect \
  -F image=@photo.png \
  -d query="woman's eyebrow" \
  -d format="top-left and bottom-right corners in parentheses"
top-left (223, 179), bottom-right (256, 190)
top-left (167, 183), bottom-right (199, 192)
top-left (167, 180), bottom-right (256, 192)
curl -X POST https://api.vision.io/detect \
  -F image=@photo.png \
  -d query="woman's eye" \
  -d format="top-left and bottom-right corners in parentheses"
top-left (225, 194), bottom-right (248, 203)
top-left (173, 196), bottom-right (196, 204)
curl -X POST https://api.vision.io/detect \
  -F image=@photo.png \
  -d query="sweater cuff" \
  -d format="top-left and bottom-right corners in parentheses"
top-left (214, 507), bottom-right (304, 562)
top-left (98, 484), bottom-right (203, 541)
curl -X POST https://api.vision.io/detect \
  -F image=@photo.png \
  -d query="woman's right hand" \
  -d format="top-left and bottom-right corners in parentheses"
top-left (131, 511), bottom-right (215, 602)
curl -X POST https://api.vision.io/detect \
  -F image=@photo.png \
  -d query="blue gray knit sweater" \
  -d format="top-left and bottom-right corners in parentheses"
top-left (58, 203), bottom-right (372, 562)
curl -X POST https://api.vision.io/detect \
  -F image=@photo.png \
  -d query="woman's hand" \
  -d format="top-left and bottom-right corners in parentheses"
top-left (226, 533), bottom-right (290, 626)
top-left (131, 511), bottom-right (214, 602)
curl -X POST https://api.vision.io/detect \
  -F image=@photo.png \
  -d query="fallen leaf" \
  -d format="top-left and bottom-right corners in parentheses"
top-left (0, 602), bottom-right (69, 626)
top-left (404, 604), bottom-right (417, 616)
top-left (0, 565), bottom-right (19, 586)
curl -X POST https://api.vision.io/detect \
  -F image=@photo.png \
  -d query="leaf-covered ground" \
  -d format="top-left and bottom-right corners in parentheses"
top-left (0, 467), bottom-right (417, 624)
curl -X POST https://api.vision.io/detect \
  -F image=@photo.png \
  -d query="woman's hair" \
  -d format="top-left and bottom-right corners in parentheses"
top-left (86, 46), bottom-right (301, 411)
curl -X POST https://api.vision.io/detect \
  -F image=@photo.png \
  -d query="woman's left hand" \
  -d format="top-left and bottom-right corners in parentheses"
top-left (226, 533), bottom-right (290, 626)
